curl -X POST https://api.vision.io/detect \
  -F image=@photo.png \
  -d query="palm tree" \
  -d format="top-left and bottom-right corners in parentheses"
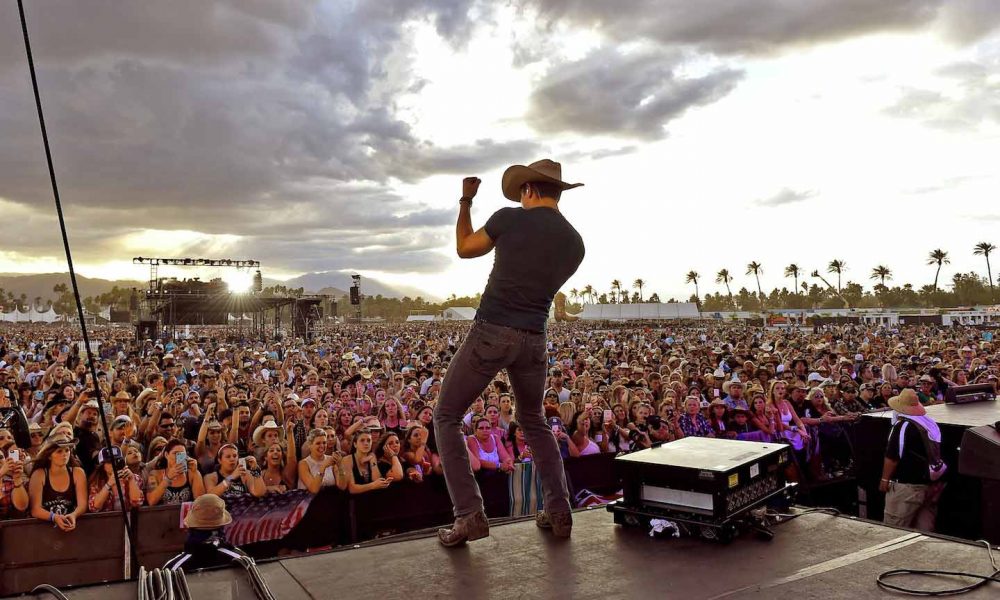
top-left (610, 280), bottom-right (623, 303)
top-left (715, 269), bottom-right (733, 301)
top-left (827, 259), bottom-right (847, 293)
top-left (926, 249), bottom-right (950, 292)
top-left (569, 288), bottom-right (579, 304)
top-left (684, 271), bottom-right (700, 305)
top-left (582, 285), bottom-right (595, 304)
top-left (974, 242), bottom-right (996, 298)
top-left (745, 262), bottom-right (764, 308)
top-left (632, 279), bottom-right (645, 302)
top-left (784, 264), bottom-right (801, 294)
top-left (811, 269), bottom-right (850, 308)
top-left (870, 265), bottom-right (892, 287)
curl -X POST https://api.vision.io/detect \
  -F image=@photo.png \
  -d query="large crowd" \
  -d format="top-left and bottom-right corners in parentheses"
top-left (1, 320), bottom-right (997, 534)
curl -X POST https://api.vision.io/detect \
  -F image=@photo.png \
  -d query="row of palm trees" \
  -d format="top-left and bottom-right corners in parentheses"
top-left (566, 243), bottom-right (997, 308)
top-left (684, 243), bottom-right (996, 308)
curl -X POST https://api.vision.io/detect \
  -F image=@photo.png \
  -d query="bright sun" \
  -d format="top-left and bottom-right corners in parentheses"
top-left (222, 270), bottom-right (253, 293)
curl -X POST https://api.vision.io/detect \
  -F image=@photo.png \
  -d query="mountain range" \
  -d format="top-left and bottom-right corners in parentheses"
top-left (0, 271), bottom-right (437, 303)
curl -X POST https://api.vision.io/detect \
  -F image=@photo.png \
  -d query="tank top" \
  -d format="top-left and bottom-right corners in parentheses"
top-left (577, 439), bottom-right (600, 456)
top-left (474, 436), bottom-right (500, 464)
top-left (297, 454), bottom-right (337, 490)
top-left (216, 470), bottom-right (248, 500)
top-left (352, 454), bottom-right (373, 484)
top-left (42, 466), bottom-right (77, 515)
top-left (161, 475), bottom-right (194, 506)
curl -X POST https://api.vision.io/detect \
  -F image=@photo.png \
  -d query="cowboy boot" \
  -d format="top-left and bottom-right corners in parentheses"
top-left (535, 510), bottom-right (573, 538)
top-left (438, 510), bottom-right (490, 547)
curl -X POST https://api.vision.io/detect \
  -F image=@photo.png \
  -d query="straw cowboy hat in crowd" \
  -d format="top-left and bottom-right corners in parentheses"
top-left (888, 388), bottom-right (926, 417)
top-left (184, 494), bottom-right (232, 530)
top-left (501, 159), bottom-right (584, 202)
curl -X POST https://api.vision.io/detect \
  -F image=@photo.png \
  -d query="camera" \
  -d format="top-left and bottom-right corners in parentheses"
top-left (646, 415), bottom-right (662, 429)
top-left (628, 429), bottom-right (642, 442)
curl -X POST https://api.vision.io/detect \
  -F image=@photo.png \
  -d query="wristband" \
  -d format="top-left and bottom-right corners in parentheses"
top-left (459, 197), bottom-right (473, 205)
top-left (49, 512), bottom-right (55, 523)
top-left (880, 478), bottom-right (890, 482)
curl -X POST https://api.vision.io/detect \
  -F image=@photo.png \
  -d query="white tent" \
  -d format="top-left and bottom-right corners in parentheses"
top-left (441, 307), bottom-right (477, 321)
top-left (0, 306), bottom-right (62, 323)
top-left (578, 302), bottom-right (700, 321)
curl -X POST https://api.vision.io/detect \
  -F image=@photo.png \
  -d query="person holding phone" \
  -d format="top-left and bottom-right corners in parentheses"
top-left (87, 446), bottom-right (144, 512)
top-left (1, 442), bottom-right (29, 519)
top-left (146, 440), bottom-right (205, 506)
top-left (204, 444), bottom-right (266, 500)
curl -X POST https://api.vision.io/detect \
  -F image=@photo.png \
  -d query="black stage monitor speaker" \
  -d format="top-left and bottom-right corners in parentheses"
top-left (959, 424), bottom-right (1000, 480)
top-left (136, 319), bottom-right (157, 341)
top-left (946, 383), bottom-right (996, 405)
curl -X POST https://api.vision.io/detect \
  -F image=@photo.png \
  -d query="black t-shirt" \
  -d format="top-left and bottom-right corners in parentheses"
top-left (885, 419), bottom-right (930, 485)
top-left (73, 427), bottom-right (101, 476)
top-left (477, 207), bottom-right (585, 333)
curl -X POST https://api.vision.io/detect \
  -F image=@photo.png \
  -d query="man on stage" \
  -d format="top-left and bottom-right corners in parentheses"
top-left (434, 159), bottom-right (585, 547)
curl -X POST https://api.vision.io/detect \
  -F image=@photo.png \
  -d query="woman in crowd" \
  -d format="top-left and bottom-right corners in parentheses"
top-left (374, 432), bottom-right (405, 482)
top-left (146, 439), bottom-right (205, 506)
top-left (297, 428), bottom-right (341, 493)
top-left (803, 388), bottom-right (854, 477)
top-left (567, 410), bottom-right (604, 455)
top-left (467, 416), bottom-right (514, 473)
top-left (262, 436), bottom-right (298, 494)
top-left (677, 396), bottom-right (714, 438)
top-left (341, 430), bottom-right (392, 494)
top-left (377, 397), bottom-right (405, 437)
top-left (401, 424), bottom-right (432, 481)
top-left (749, 392), bottom-right (777, 439)
top-left (497, 393), bottom-right (515, 430)
top-left (87, 446), bottom-right (144, 512)
top-left (768, 380), bottom-right (810, 450)
top-left (310, 407), bottom-right (331, 430)
top-left (204, 444), bottom-right (266, 500)
top-left (504, 421), bottom-right (532, 462)
top-left (28, 439), bottom-right (87, 531)
top-left (708, 399), bottom-right (735, 439)
top-left (195, 404), bottom-right (226, 473)
top-left (484, 404), bottom-right (506, 442)
top-left (1, 442), bottom-right (29, 519)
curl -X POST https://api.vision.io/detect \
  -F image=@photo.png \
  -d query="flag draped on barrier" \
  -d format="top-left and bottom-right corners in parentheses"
top-left (180, 490), bottom-right (313, 546)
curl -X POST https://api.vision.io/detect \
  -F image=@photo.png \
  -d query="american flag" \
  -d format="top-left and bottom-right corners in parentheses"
top-left (180, 490), bottom-right (313, 546)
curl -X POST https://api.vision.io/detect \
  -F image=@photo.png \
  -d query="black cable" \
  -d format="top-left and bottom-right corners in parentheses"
top-left (15, 0), bottom-right (138, 569)
top-left (875, 540), bottom-right (1000, 596)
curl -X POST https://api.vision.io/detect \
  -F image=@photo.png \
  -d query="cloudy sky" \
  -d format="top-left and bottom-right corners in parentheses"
top-left (2, 1), bottom-right (1000, 301)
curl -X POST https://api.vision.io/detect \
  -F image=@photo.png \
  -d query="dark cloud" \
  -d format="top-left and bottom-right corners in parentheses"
top-left (755, 188), bottom-right (817, 207)
top-left (520, 0), bottom-right (1000, 54)
top-left (526, 48), bottom-right (743, 139)
top-left (0, 0), bottom-right (523, 276)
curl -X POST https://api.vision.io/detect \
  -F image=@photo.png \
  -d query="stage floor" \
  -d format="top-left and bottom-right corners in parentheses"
top-left (36, 508), bottom-right (1000, 599)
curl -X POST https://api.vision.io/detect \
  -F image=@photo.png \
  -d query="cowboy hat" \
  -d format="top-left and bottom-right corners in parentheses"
top-left (360, 368), bottom-right (373, 380)
top-left (183, 493), bottom-right (232, 530)
top-left (252, 421), bottom-right (282, 446)
top-left (501, 159), bottom-right (583, 202)
top-left (888, 388), bottom-right (925, 417)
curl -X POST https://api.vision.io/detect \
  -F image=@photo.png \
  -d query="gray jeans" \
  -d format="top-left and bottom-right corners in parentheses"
top-left (433, 319), bottom-right (569, 517)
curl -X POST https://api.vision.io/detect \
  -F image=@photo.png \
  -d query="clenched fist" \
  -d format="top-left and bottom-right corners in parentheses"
top-left (462, 177), bottom-right (481, 199)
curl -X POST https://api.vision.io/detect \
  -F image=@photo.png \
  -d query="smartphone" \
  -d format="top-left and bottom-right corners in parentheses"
top-left (603, 409), bottom-right (614, 423)
top-left (102, 401), bottom-right (113, 415)
top-left (552, 424), bottom-right (561, 435)
top-left (8, 448), bottom-right (19, 462)
top-left (34, 390), bottom-right (44, 401)
top-left (175, 450), bottom-right (188, 473)
top-left (238, 457), bottom-right (247, 470)
top-left (713, 389), bottom-right (720, 398)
